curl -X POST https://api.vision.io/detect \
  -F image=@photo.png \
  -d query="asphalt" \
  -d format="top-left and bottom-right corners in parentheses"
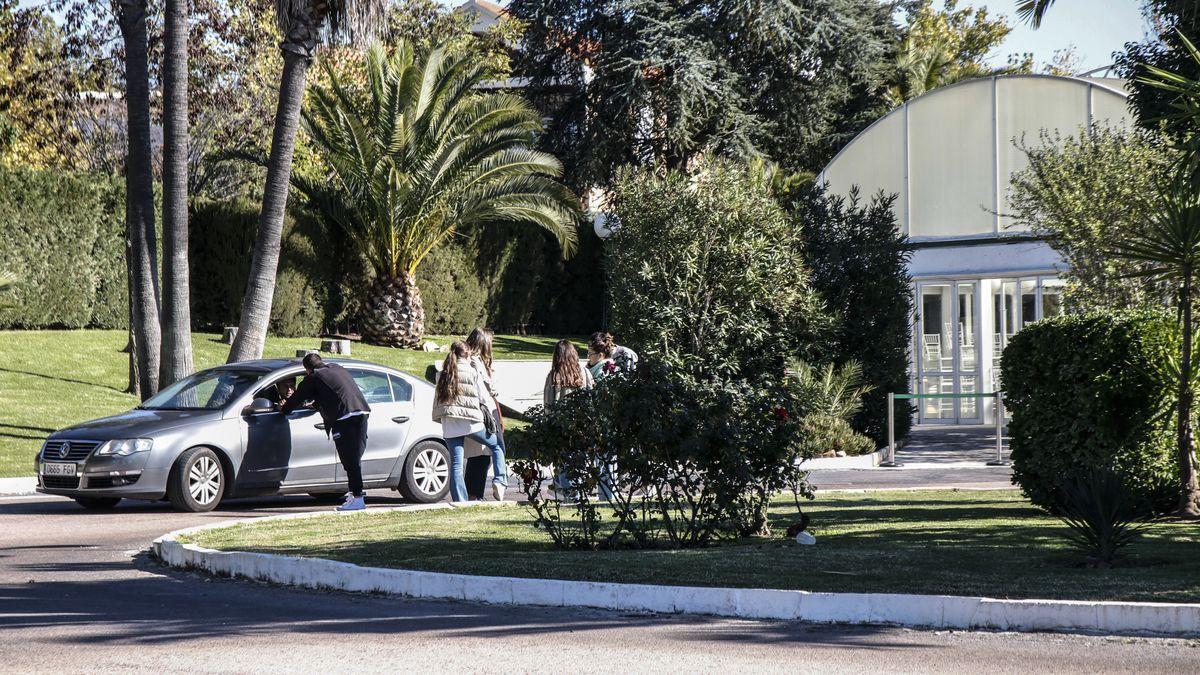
top-left (1, 488), bottom-right (1197, 673)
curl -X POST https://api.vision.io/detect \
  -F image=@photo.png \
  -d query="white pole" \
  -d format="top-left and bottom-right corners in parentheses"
top-left (883, 392), bottom-right (901, 467)
top-left (988, 391), bottom-right (1007, 466)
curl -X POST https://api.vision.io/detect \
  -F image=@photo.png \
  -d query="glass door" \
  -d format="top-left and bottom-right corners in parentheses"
top-left (916, 281), bottom-right (982, 424)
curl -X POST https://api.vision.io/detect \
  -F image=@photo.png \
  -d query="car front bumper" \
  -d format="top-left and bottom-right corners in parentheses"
top-left (35, 455), bottom-right (169, 501)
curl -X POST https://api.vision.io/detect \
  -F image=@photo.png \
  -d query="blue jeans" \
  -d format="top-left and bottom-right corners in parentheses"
top-left (445, 429), bottom-right (507, 503)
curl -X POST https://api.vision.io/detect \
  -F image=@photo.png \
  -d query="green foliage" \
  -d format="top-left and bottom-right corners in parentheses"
top-left (787, 360), bottom-right (873, 421)
top-left (188, 198), bottom-right (339, 337)
top-left (0, 168), bottom-right (125, 329)
top-left (791, 186), bottom-right (914, 445)
top-left (296, 41), bottom-right (580, 281)
top-left (509, 0), bottom-right (898, 183)
top-left (1001, 310), bottom-right (1179, 514)
top-left (796, 414), bottom-right (877, 458)
top-left (1009, 126), bottom-right (1177, 311)
top-left (513, 359), bottom-right (814, 550)
top-left (605, 162), bottom-right (829, 381)
top-left (888, 0), bottom-right (1028, 105)
top-left (1115, 1), bottom-right (1200, 147)
top-left (1057, 468), bottom-right (1159, 567)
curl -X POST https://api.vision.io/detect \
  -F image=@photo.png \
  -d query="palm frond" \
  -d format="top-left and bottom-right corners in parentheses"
top-left (1015, 0), bottom-right (1057, 28)
top-left (275, 0), bottom-right (387, 46)
top-left (297, 39), bottom-right (584, 280)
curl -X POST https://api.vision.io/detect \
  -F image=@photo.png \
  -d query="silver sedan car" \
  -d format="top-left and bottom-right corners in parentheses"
top-left (35, 358), bottom-right (451, 511)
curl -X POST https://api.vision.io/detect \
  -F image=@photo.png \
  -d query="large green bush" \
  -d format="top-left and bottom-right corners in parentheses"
top-left (513, 358), bottom-right (814, 549)
top-left (605, 162), bottom-right (829, 380)
top-left (0, 168), bottom-right (126, 329)
top-left (790, 186), bottom-right (914, 446)
top-left (1001, 310), bottom-right (1178, 513)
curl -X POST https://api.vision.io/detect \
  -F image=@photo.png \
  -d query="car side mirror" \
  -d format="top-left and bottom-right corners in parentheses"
top-left (242, 397), bottom-right (276, 416)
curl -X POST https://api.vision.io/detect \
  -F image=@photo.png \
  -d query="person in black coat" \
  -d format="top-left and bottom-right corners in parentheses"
top-left (282, 353), bottom-right (371, 511)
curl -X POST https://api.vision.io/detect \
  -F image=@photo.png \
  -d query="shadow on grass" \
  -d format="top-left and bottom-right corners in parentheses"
top-left (0, 367), bottom-right (125, 394)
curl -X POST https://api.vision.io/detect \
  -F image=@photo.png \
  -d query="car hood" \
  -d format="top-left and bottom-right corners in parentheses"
top-left (51, 409), bottom-right (226, 441)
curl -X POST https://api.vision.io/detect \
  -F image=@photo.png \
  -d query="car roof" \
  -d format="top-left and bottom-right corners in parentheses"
top-left (208, 357), bottom-right (403, 374)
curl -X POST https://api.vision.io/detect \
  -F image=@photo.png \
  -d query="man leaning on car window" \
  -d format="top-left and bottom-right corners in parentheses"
top-left (281, 353), bottom-right (371, 512)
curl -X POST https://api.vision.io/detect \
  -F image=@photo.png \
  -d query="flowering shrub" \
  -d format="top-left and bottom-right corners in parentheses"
top-left (511, 359), bottom-right (816, 549)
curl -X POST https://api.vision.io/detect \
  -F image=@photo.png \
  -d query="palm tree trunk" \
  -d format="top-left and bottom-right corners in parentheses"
top-left (1177, 269), bottom-right (1200, 518)
top-left (227, 31), bottom-right (318, 363)
top-left (160, 0), bottom-right (193, 385)
top-left (118, 0), bottom-right (161, 399)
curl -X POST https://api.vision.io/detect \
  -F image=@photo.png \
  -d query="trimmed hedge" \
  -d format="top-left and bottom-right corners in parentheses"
top-left (189, 198), bottom-right (338, 337)
top-left (0, 170), bottom-right (602, 336)
top-left (1001, 310), bottom-right (1178, 513)
top-left (0, 168), bottom-right (126, 329)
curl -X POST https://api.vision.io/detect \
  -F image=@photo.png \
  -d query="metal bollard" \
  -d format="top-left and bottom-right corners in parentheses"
top-left (987, 391), bottom-right (1009, 466)
top-left (881, 392), bottom-right (903, 468)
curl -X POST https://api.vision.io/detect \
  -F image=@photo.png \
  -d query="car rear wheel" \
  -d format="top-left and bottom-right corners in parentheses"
top-left (168, 447), bottom-right (225, 512)
top-left (73, 497), bottom-right (121, 510)
top-left (399, 441), bottom-right (450, 503)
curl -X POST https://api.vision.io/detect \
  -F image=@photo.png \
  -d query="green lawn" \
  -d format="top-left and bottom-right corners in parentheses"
top-left (0, 329), bottom-right (562, 477)
top-left (182, 489), bottom-right (1200, 603)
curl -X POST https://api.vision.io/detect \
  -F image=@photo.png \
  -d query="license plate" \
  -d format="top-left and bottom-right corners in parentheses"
top-left (42, 462), bottom-right (77, 477)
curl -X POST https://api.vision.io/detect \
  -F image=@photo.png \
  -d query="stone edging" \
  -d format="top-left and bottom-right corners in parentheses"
top-left (151, 502), bottom-right (1200, 637)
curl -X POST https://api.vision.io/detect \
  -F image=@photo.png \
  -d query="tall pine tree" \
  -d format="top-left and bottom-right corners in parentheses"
top-left (508, 0), bottom-right (898, 189)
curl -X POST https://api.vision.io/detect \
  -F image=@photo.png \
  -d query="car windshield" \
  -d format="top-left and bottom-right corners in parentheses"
top-left (141, 369), bottom-right (263, 410)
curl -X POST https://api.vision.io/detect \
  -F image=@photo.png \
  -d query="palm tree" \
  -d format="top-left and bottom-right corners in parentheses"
top-left (227, 0), bottom-right (387, 363)
top-left (786, 360), bottom-right (874, 421)
top-left (295, 42), bottom-right (582, 347)
top-left (1109, 178), bottom-right (1200, 519)
top-left (160, 0), bottom-right (192, 386)
top-left (117, 0), bottom-right (161, 398)
top-left (1016, 0), bottom-right (1057, 27)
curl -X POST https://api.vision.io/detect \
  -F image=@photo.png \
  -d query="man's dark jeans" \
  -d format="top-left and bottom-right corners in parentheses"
top-left (332, 414), bottom-right (369, 497)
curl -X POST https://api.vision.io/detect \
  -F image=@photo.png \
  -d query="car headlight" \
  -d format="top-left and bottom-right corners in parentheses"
top-left (96, 438), bottom-right (154, 457)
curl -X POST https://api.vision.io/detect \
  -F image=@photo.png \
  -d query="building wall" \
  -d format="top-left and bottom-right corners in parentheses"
top-left (819, 75), bottom-right (1133, 425)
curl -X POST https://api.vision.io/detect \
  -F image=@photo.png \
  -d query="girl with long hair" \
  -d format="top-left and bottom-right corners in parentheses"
top-left (433, 340), bottom-right (507, 502)
top-left (466, 327), bottom-right (506, 497)
top-left (544, 339), bottom-right (593, 405)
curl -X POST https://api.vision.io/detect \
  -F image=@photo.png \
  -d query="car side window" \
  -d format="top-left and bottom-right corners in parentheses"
top-left (389, 374), bottom-right (413, 402)
top-left (349, 369), bottom-right (394, 404)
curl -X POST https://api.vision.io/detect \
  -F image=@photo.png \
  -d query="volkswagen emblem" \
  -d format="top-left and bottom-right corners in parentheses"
top-left (57, 442), bottom-right (70, 460)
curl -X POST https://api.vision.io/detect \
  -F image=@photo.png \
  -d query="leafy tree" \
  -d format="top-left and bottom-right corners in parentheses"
top-left (294, 43), bottom-right (581, 347)
top-left (888, 0), bottom-right (1030, 105)
top-left (1116, 2), bottom-right (1200, 142)
top-left (605, 161), bottom-right (830, 381)
top-left (790, 185), bottom-right (914, 445)
top-left (1008, 126), bottom-right (1178, 311)
top-left (1109, 179), bottom-right (1200, 518)
top-left (508, 0), bottom-right (898, 188)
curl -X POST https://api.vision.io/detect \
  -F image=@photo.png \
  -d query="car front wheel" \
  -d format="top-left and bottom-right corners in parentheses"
top-left (399, 441), bottom-right (450, 503)
top-left (167, 447), bottom-right (225, 512)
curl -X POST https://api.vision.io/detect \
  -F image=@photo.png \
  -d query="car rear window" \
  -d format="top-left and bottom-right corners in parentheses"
top-left (389, 374), bottom-right (413, 402)
top-left (350, 369), bottom-right (393, 404)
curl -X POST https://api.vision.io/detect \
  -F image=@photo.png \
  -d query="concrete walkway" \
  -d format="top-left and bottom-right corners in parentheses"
top-left (808, 425), bottom-right (1014, 491)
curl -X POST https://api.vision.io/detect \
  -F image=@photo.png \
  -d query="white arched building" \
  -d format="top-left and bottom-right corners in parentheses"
top-left (819, 74), bottom-right (1132, 425)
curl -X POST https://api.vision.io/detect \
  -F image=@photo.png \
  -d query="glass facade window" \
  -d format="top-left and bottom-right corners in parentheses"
top-left (914, 275), bottom-right (1062, 424)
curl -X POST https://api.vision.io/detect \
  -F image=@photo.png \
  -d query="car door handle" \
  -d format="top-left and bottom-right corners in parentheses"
top-left (314, 423), bottom-right (327, 430)
top-left (391, 416), bottom-right (410, 424)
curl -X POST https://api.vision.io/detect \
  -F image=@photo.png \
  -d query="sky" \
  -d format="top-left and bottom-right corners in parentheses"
top-left (18, 0), bottom-right (1151, 75)
top-left (935, 1), bottom-right (1149, 73)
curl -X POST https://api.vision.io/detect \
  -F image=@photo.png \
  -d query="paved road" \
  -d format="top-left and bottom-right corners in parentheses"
top-left (2, 492), bottom-right (1197, 673)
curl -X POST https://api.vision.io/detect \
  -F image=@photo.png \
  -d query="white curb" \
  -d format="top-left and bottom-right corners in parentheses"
top-left (798, 449), bottom-right (884, 470)
top-left (0, 476), bottom-right (37, 496)
top-left (152, 503), bottom-right (1200, 637)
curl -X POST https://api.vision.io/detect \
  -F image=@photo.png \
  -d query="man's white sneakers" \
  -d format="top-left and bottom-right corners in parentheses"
top-left (336, 494), bottom-right (366, 512)
top-left (492, 482), bottom-right (505, 502)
